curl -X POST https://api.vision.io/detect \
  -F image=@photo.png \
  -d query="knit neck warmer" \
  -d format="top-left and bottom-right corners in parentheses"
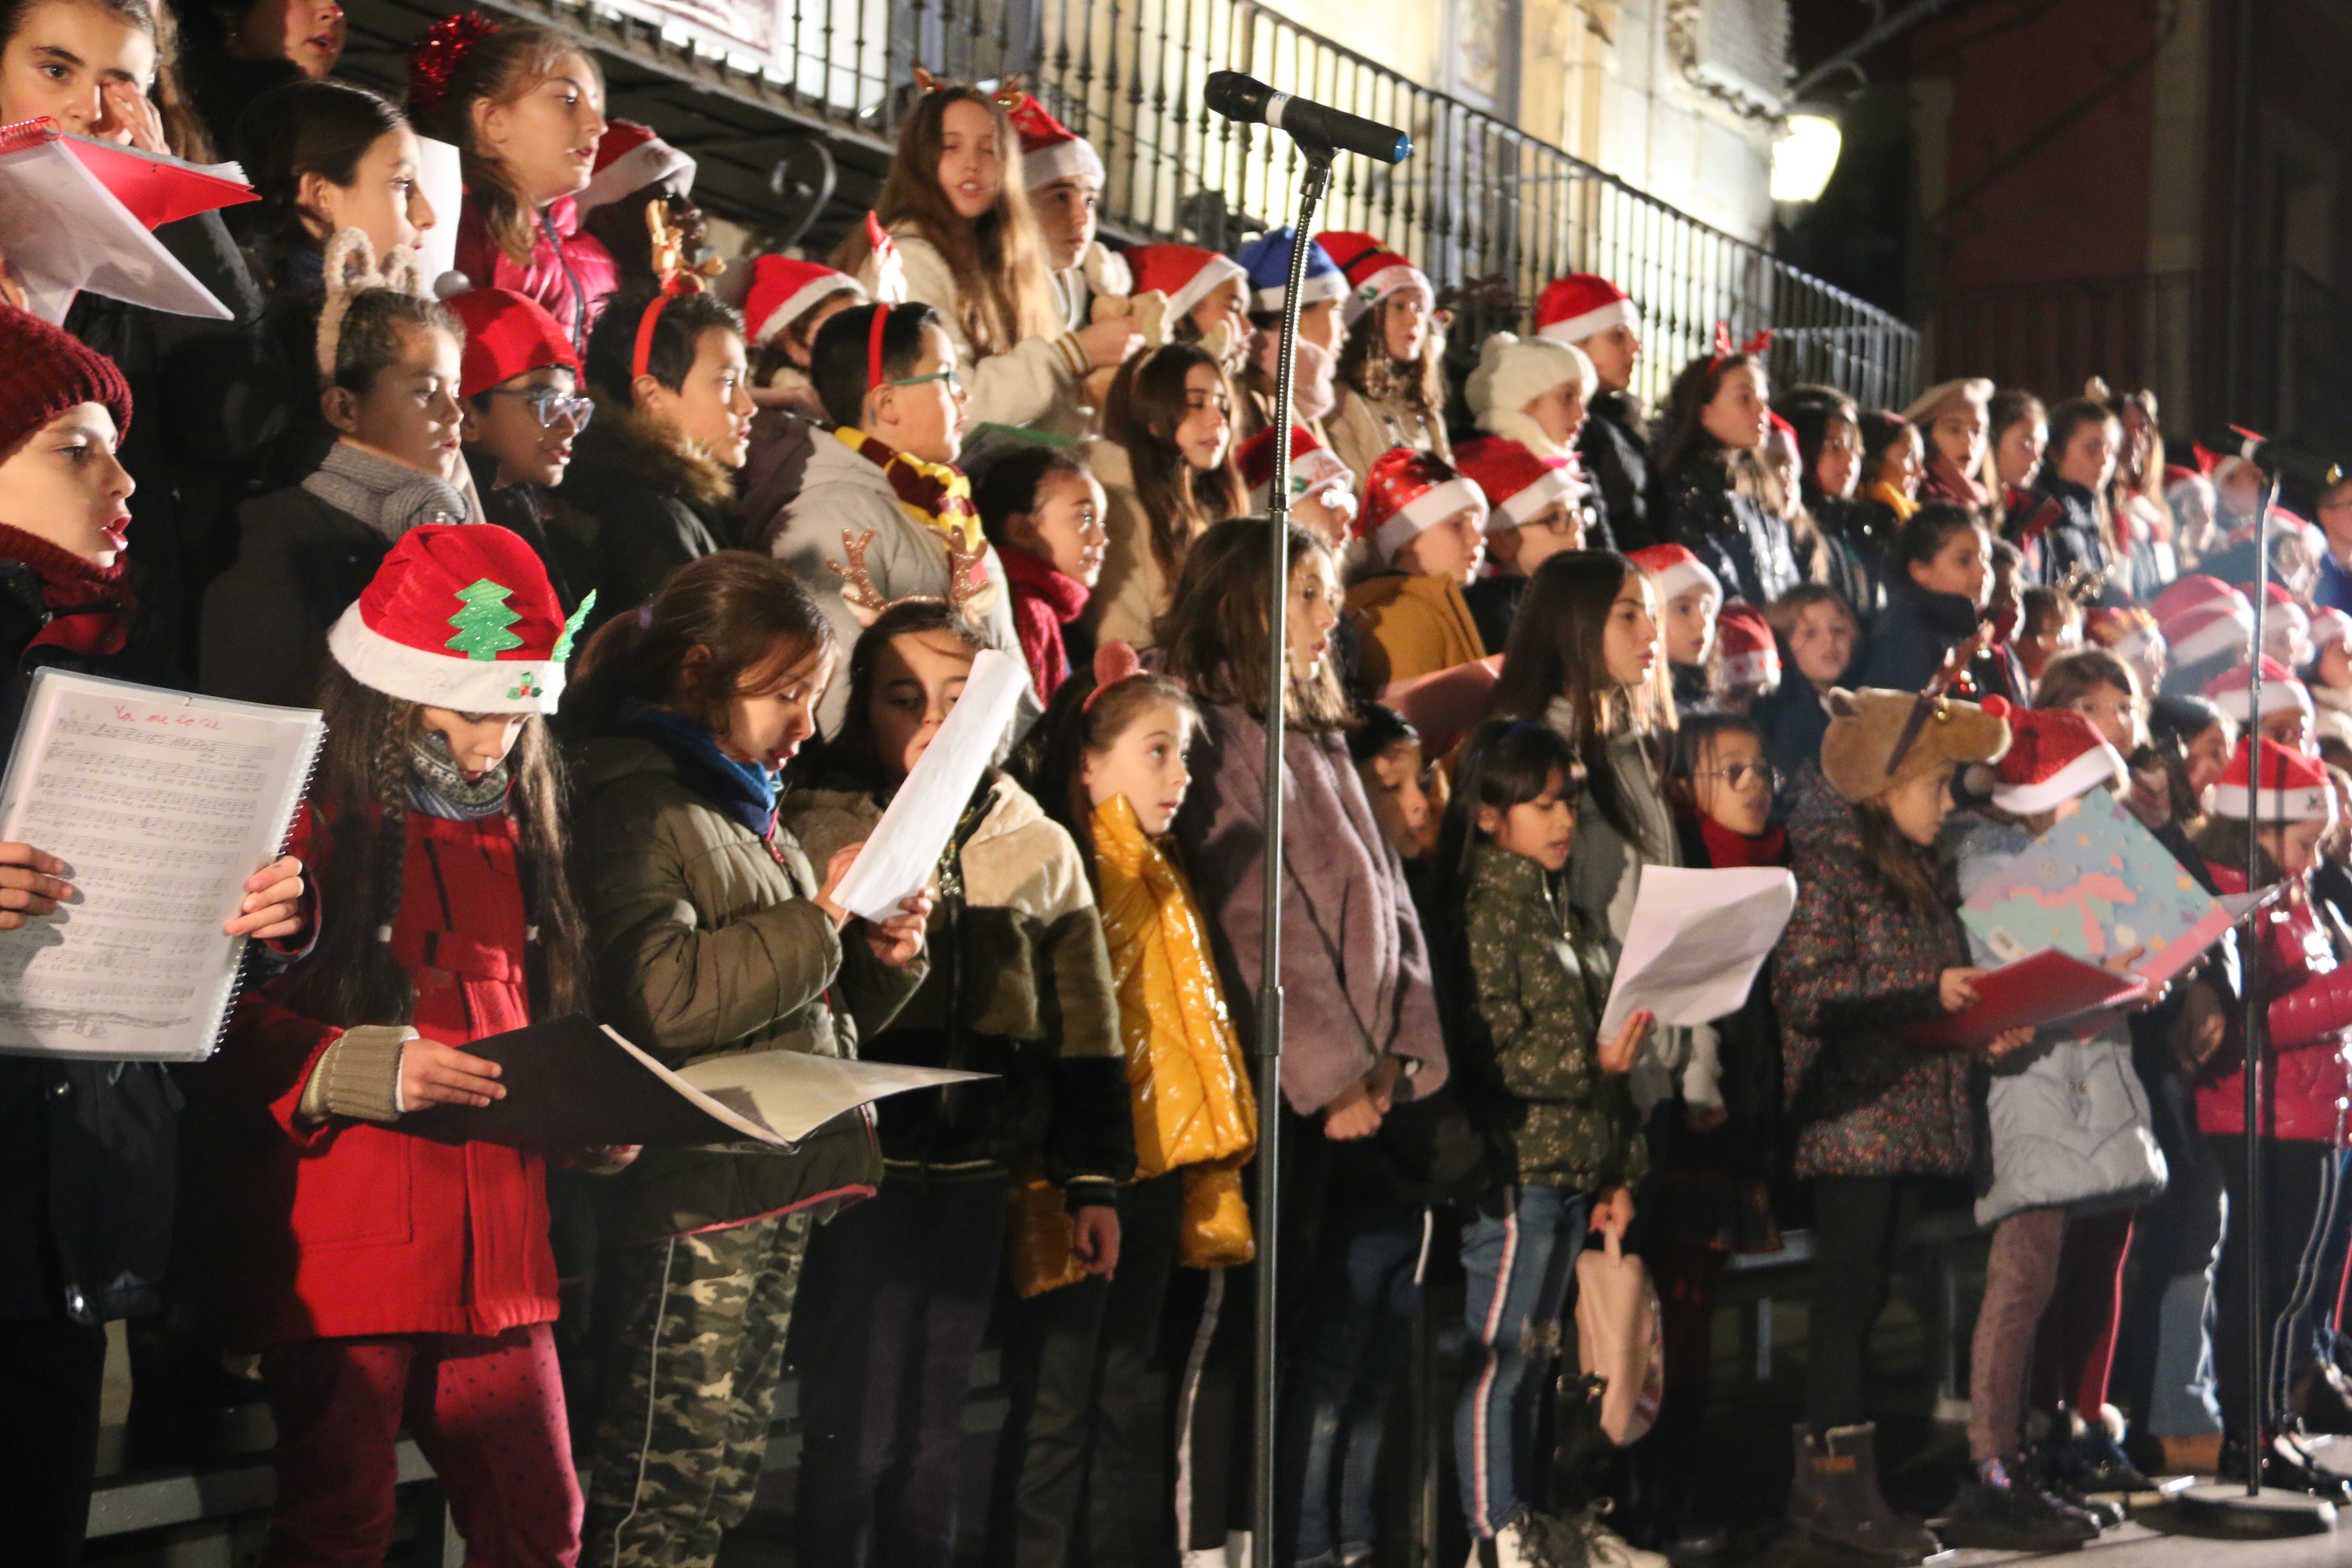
top-left (303, 440), bottom-right (470, 542)
top-left (1478, 404), bottom-right (1570, 463)
top-left (999, 543), bottom-right (1089, 622)
top-left (405, 729), bottom-right (511, 820)
top-left (1924, 453), bottom-right (1991, 513)
top-left (834, 426), bottom-right (983, 553)
top-left (1692, 810), bottom-right (1788, 869)
top-left (0, 521), bottom-right (132, 657)
top-left (1866, 479), bottom-right (1920, 522)
top-left (1090, 792), bottom-right (1257, 1178)
top-left (620, 701), bottom-right (777, 837)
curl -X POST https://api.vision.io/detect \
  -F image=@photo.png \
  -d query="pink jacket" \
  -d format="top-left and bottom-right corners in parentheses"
top-left (453, 194), bottom-right (619, 355)
top-left (2196, 864), bottom-right (2352, 1145)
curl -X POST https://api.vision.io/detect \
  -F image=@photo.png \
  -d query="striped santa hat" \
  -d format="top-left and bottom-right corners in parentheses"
top-left (1357, 447), bottom-right (1485, 560)
top-left (2207, 736), bottom-right (2337, 823)
top-left (2205, 656), bottom-right (2313, 725)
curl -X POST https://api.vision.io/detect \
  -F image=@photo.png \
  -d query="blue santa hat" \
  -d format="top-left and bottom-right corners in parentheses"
top-left (1236, 227), bottom-right (1348, 315)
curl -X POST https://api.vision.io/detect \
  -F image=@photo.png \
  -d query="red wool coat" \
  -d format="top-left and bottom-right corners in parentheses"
top-left (210, 805), bottom-right (558, 1351)
top-left (453, 195), bottom-right (620, 354)
top-left (2196, 863), bottom-right (2352, 1145)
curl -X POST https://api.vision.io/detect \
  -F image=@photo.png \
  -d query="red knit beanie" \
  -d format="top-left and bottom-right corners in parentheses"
top-left (0, 306), bottom-right (132, 457)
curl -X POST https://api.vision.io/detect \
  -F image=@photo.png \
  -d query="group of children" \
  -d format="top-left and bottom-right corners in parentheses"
top-left (15, 9), bottom-right (2352, 1568)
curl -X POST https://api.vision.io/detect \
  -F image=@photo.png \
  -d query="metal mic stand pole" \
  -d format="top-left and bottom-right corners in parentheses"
top-left (1252, 134), bottom-right (1334, 1568)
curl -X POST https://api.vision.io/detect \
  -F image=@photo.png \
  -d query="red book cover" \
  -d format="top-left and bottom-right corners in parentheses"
top-left (59, 130), bottom-right (254, 229)
top-left (1899, 949), bottom-right (2144, 1052)
top-left (1379, 654), bottom-right (1503, 756)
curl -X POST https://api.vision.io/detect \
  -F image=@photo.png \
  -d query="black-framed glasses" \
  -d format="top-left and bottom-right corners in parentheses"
top-left (1696, 762), bottom-right (1780, 793)
top-left (485, 387), bottom-right (594, 431)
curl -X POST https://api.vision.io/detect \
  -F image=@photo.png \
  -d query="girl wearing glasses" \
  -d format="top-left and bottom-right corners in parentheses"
top-left (445, 287), bottom-right (597, 612)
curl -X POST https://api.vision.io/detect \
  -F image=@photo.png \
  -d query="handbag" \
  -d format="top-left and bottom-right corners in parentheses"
top-left (1573, 1230), bottom-right (1664, 1446)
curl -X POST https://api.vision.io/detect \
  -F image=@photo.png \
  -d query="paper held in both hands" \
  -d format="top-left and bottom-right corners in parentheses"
top-left (830, 646), bottom-right (1027, 923)
top-left (0, 671), bottom-right (323, 1062)
top-left (405, 1014), bottom-right (984, 1149)
top-left (1596, 867), bottom-right (1799, 1039)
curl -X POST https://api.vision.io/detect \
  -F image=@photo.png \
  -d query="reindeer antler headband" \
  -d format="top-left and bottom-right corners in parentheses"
top-left (829, 527), bottom-right (983, 627)
top-left (628, 200), bottom-right (724, 383)
top-left (316, 227), bottom-right (428, 380)
top-left (1707, 320), bottom-right (1773, 375)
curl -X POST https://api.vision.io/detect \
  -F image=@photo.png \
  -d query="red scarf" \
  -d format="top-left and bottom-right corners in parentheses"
top-left (998, 543), bottom-right (1090, 698)
top-left (0, 521), bottom-right (130, 657)
top-left (1923, 453), bottom-right (1991, 514)
top-left (1697, 812), bottom-right (1787, 870)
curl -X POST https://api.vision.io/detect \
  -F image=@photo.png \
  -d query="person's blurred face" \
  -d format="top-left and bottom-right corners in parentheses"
top-left (936, 98), bottom-right (1005, 221)
top-left (1996, 415), bottom-right (2047, 490)
top-left (1700, 365), bottom-right (1770, 451)
top-left (2056, 416), bottom-right (2122, 492)
top-left (325, 323), bottom-right (465, 482)
top-left (1660, 585), bottom-right (1718, 666)
top-left (461, 364), bottom-right (584, 489)
top-left (1930, 404), bottom-right (1988, 475)
top-left (864, 324), bottom-right (968, 466)
top-left (711, 643), bottom-right (833, 771)
top-left (1029, 172), bottom-right (1100, 271)
top-left (1379, 291), bottom-right (1429, 363)
top-left (1485, 500), bottom-right (1580, 577)
top-left (1525, 378), bottom-right (1589, 448)
top-left (1881, 768), bottom-right (1955, 846)
top-left (1481, 767), bottom-right (1578, 872)
top-left (417, 707), bottom-right (527, 777)
top-left (1287, 548), bottom-right (1340, 683)
top-left (1081, 698), bottom-right (1193, 837)
top-left (1879, 426), bottom-right (1924, 497)
top-left (1578, 324), bottom-right (1639, 392)
top-left (2260, 704), bottom-right (2315, 755)
top-left (1788, 600), bottom-right (1856, 692)
top-left (1691, 728), bottom-right (1774, 838)
top-left (1814, 416), bottom-right (1861, 500)
top-left (1172, 363), bottom-right (1232, 471)
top-left (1910, 523), bottom-right (1992, 608)
top-left (2067, 680), bottom-right (2141, 755)
top-left (1295, 299), bottom-right (1339, 352)
top-left (2319, 638), bottom-right (2352, 693)
top-left (1360, 740), bottom-right (1435, 862)
top-left (2183, 720), bottom-right (2233, 798)
top-left (235, 0), bottom-right (344, 77)
top-left (1764, 427), bottom-right (1803, 519)
top-left (2317, 485), bottom-right (2352, 561)
top-left (1601, 573), bottom-right (1660, 689)
top-left (472, 52), bottom-right (606, 206)
top-left (868, 628), bottom-right (977, 782)
top-left (1393, 506), bottom-right (1483, 585)
top-left (0, 402), bottom-right (134, 567)
top-left (642, 327), bottom-right (753, 467)
top-left (2261, 818), bottom-right (2329, 876)
top-left (1188, 277), bottom-right (1250, 352)
top-left (1007, 467), bottom-right (1107, 587)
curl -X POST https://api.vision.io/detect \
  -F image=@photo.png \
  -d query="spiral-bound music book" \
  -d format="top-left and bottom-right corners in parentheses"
top-left (0, 671), bottom-right (323, 1061)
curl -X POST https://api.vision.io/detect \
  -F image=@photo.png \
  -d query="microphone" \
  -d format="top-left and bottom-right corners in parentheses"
top-left (1203, 71), bottom-right (1411, 165)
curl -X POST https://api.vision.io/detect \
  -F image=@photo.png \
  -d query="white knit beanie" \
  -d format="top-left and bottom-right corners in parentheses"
top-left (1468, 332), bottom-right (1595, 430)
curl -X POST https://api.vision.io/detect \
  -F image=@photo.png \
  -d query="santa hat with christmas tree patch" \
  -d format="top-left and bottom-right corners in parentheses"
top-left (1357, 447), bottom-right (1485, 560)
top-left (1628, 543), bottom-right (1721, 608)
top-left (1314, 231), bottom-right (1432, 324)
top-left (1237, 422), bottom-right (1354, 517)
top-left (1235, 227), bottom-right (1347, 315)
top-left (1534, 273), bottom-right (1640, 346)
top-left (578, 119), bottom-right (696, 215)
top-left (1978, 698), bottom-right (2126, 815)
top-left (1451, 435), bottom-right (1581, 528)
top-left (1124, 244), bottom-right (1248, 325)
top-left (1002, 88), bottom-right (1103, 190)
top-left (328, 524), bottom-right (592, 714)
top-left (1714, 604), bottom-right (1779, 690)
top-left (742, 256), bottom-right (867, 348)
top-left (2208, 735), bottom-right (2337, 823)
top-left (2205, 656), bottom-right (2313, 726)
top-left (443, 288), bottom-right (577, 400)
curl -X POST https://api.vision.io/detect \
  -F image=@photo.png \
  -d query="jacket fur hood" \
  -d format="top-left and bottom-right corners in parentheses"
top-left (583, 391), bottom-right (737, 509)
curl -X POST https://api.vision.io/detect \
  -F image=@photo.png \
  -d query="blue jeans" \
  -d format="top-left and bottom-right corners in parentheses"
top-left (1275, 1202), bottom-right (1425, 1565)
top-left (1456, 1184), bottom-right (1592, 1537)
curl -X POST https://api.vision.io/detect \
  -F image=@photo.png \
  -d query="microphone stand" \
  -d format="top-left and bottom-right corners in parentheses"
top-left (1253, 133), bottom-right (1334, 1568)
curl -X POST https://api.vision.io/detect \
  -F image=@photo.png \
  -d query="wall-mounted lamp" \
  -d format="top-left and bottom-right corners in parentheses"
top-left (1770, 112), bottom-right (1844, 203)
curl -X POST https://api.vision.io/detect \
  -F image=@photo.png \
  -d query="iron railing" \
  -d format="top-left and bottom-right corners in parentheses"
top-left (463, 0), bottom-right (1920, 406)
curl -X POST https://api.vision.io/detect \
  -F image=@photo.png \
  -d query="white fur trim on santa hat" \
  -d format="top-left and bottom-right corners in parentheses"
top-left (1024, 136), bottom-right (1105, 190)
top-left (327, 604), bottom-right (564, 714)
top-left (2165, 602), bottom-right (2253, 667)
top-left (2209, 674), bottom-right (2314, 725)
top-left (1537, 296), bottom-right (1640, 346)
top-left (1248, 449), bottom-right (1354, 515)
top-left (1164, 253), bottom-right (1248, 326)
top-left (1374, 475), bottom-right (1486, 559)
top-left (1342, 262), bottom-right (1434, 324)
top-left (1496, 462), bottom-right (1579, 526)
top-left (1718, 647), bottom-right (1778, 688)
top-left (1989, 741), bottom-right (2128, 817)
top-left (2208, 777), bottom-right (2338, 823)
top-left (1635, 551), bottom-right (1721, 607)
top-left (1255, 268), bottom-right (1349, 315)
top-left (578, 139), bottom-right (696, 216)
top-left (753, 274), bottom-right (867, 347)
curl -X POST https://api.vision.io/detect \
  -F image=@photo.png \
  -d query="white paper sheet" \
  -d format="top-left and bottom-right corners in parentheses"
top-left (413, 136), bottom-right (465, 295)
top-left (830, 648), bottom-right (1026, 922)
top-left (0, 671), bottom-right (323, 1060)
top-left (0, 133), bottom-right (229, 323)
top-left (594, 1025), bottom-right (981, 1148)
top-left (1596, 866), bottom-right (1798, 1038)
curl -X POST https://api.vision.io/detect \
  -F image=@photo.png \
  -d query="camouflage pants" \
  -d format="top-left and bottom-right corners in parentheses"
top-left (577, 1210), bottom-right (813, 1568)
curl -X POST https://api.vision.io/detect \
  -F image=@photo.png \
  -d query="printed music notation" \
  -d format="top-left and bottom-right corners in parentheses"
top-left (0, 673), bottom-right (324, 1061)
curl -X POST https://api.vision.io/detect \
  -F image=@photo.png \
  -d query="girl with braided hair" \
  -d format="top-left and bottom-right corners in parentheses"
top-left (211, 522), bottom-right (595, 1565)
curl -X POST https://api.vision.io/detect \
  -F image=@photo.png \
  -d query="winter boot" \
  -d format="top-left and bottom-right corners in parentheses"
top-left (1785, 1423), bottom-right (1941, 1562)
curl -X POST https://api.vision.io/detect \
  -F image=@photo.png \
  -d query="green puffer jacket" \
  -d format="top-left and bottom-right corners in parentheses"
top-left (783, 772), bottom-right (1134, 1194)
top-left (571, 734), bottom-right (927, 1246)
top-left (1458, 842), bottom-right (1648, 1191)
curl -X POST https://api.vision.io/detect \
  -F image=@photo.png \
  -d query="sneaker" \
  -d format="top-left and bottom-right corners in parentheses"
top-left (1935, 1479), bottom-right (2102, 1551)
top-left (2046, 1426), bottom-right (2153, 1494)
top-left (2220, 1432), bottom-right (2352, 1503)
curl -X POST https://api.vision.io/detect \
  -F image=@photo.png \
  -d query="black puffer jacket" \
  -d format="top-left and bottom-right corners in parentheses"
top-left (555, 397), bottom-right (728, 634)
top-left (0, 557), bottom-right (181, 1324)
top-left (1660, 452), bottom-right (1800, 607)
top-left (1578, 392), bottom-right (1652, 554)
top-left (2008, 474), bottom-right (2115, 598)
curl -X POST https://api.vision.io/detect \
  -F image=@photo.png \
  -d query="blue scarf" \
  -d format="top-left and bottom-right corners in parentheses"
top-left (619, 703), bottom-right (778, 836)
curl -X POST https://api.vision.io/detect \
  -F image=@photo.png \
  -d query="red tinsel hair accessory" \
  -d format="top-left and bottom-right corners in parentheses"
top-left (1707, 320), bottom-right (1773, 374)
top-left (407, 11), bottom-right (500, 122)
top-left (1083, 640), bottom-right (1144, 712)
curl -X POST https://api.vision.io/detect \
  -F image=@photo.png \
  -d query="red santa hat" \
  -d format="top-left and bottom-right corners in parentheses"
top-left (1977, 698), bottom-right (2127, 816)
top-left (577, 119), bottom-right (696, 215)
top-left (444, 288), bottom-right (577, 400)
top-left (1314, 231), bottom-right (1432, 324)
top-left (742, 256), bottom-right (866, 348)
top-left (327, 524), bottom-right (592, 714)
top-left (2208, 736), bottom-right (2337, 823)
top-left (1002, 89), bottom-right (1103, 190)
top-left (1451, 435), bottom-right (1580, 528)
top-left (2205, 656), bottom-right (2314, 725)
top-left (1534, 273), bottom-right (1640, 346)
top-left (2159, 585), bottom-right (2254, 667)
top-left (1124, 243), bottom-right (1249, 325)
top-left (2309, 606), bottom-right (2352, 656)
top-left (1714, 604), bottom-right (1779, 690)
top-left (1237, 422), bottom-right (1354, 516)
top-left (2151, 573), bottom-right (2237, 625)
top-left (1357, 447), bottom-right (1485, 560)
top-left (2239, 578), bottom-right (2311, 645)
top-left (2084, 604), bottom-right (2163, 666)
top-left (1627, 543), bottom-right (1721, 608)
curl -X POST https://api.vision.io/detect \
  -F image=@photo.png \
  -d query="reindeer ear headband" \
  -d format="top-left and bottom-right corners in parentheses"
top-left (1706, 320), bottom-right (1772, 375)
top-left (828, 526), bottom-right (983, 628)
top-left (629, 201), bottom-right (723, 383)
top-left (316, 227), bottom-right (429, 380)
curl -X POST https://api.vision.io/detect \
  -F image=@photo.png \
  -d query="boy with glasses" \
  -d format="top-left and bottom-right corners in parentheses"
top-left (447, 288), bottom-right (600, 612)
